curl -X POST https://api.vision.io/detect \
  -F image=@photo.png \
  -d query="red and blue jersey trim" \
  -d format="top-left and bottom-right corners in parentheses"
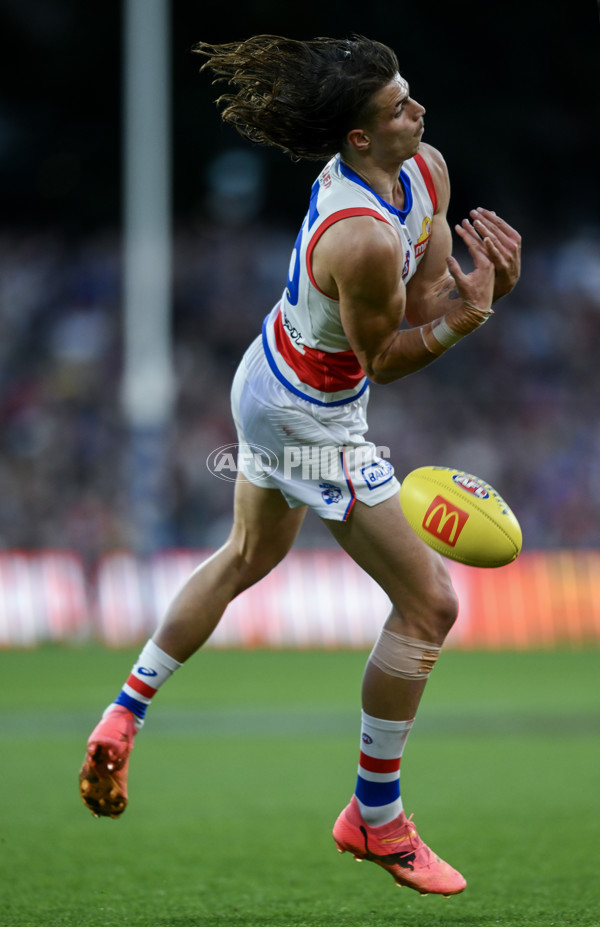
top-left (261, 314), bottom-right (369, 407)
top-left (413, 153), bottom-right (438, 213)
top-left (273, 309), bottom-right (365, 392)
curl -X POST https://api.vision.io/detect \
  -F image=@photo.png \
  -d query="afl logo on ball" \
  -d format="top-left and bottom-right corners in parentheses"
top-left (452, 474), bottom-right (490, 499)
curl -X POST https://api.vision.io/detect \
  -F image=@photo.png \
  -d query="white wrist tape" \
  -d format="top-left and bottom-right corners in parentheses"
top-left (368, 628), bottom-right (441, 680)
top-left (431, 301), bottom-right (494, 349)
top-left (430, 316), bottom-right (464, 348)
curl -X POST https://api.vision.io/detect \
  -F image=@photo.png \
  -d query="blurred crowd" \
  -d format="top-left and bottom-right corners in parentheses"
top-left (1, 216), bottom-right (599, 565)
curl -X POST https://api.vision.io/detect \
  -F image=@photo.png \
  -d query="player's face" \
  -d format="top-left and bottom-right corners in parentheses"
top-left (365, 74), bottom-right (425, 163)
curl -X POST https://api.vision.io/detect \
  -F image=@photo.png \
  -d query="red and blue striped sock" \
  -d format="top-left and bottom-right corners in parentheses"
top-left (111, 639), bottom-right (181, 729)
top-left (355, 710), bottom-right (414, 826)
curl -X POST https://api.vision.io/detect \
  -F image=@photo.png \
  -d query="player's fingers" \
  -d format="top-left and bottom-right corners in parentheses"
top-left (473, 245), bottom-right (495, 272)
top-left (455, 221), bottom-right (487, 253)
top-left (483, 237), bottom-right (503, 262)
top-left (457, 218), bottom-right (481, 240)
top-left (473, 223), bottom-right (505, 256)
top-left (458, 225), bottom-right (494, 268)
top-left (458, 219), bottom-right (505, 264)
top-left (445, 254), bottom-right (467, 285)
top-left (472, 219), bottom-right (517, 264)
top-left (472, 216), bottom-right (510, 249)
top-left (471, 208), bottom-right (522, 246)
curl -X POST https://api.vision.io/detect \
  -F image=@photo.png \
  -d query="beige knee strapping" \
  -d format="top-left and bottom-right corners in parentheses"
top-left (368, 628), bottom-right (441, 680)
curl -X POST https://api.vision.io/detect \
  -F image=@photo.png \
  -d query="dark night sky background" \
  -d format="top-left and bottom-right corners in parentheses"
top-left (1, 0), bottom-right (599, 242)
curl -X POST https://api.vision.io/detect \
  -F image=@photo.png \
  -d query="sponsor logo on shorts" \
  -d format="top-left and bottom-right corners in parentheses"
top-left (206, 443), bottom-right (279, 483)
top-left (452, 473), bottom-right (490, 499)
top-left (422, 495), bottom-right (469, 547)
top-left (361, 458), bottom-right (394, 491)
top-left (320, 482), bottom-right (343, 505)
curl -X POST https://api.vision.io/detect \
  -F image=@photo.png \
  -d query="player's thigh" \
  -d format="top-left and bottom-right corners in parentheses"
top-left (323, 493), bottom-right (457, 627)
top-left (230, 474), bottom-right (307, 570)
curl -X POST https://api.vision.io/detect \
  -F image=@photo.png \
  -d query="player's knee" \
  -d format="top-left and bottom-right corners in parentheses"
top-left (396, 573), bottom-right (458, 643)
top-left (428, 577), bottom-right (459, 635)
top-left (370, 576), bottom-right (458, 679)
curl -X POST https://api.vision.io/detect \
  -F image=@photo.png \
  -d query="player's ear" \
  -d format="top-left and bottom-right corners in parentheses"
top-left (345, 128), bottom-right (371, 152)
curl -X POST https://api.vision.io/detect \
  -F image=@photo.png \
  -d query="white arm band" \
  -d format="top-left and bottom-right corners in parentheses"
top-left (430, 301), bottom-right (494, 349)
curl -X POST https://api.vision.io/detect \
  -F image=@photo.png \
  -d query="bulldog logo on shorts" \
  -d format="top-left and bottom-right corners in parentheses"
top-left (320, 482), bottom-right (343, 505)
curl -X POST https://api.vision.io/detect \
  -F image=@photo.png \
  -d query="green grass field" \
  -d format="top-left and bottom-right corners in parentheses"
top-left (1, 646), bottom-right (598, 927)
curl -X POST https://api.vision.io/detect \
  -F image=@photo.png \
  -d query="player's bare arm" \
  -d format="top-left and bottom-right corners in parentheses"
top-left (312, 216), bottom-right (430, 382)
top-left (313, 214), bottom-right (492, 385)
top-left (405, 144), bottom-right (521, 325)
top-left (404, 144), bottom-right (456, 326)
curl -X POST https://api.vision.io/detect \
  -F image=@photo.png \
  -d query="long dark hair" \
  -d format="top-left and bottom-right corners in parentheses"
top-left (194, 35), bottom-right (399, 161)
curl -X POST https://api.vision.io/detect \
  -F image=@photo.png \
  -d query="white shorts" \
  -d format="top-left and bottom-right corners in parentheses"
top-left (230, 336), bottom-right (400, 521)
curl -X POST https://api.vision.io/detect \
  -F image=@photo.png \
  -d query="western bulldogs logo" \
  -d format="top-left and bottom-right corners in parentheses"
top-left (320, 482), bottom-right (342, 505)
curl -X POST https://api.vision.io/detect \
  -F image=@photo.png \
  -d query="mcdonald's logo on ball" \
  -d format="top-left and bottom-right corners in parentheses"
top-left (400, 466), bottom-right (522, 568)
top-left (422, 496), bottom-right (469, 547)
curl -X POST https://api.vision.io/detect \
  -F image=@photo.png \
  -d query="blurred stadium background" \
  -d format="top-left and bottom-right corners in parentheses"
top-left (0, 0), bottom-right (599, 649)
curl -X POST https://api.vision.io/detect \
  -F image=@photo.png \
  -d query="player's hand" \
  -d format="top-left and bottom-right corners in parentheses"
top-left (446, 221), bottom-right (495, 310)
top-left (463, 208), bottom-right (521, 301)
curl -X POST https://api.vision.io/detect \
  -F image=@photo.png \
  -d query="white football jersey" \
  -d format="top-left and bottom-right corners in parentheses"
top-left (262, 152), bottom-right (438, 406)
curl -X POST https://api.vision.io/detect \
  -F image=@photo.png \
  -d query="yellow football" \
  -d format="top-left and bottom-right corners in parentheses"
top-left (399, 466), bottom-right (522, 568)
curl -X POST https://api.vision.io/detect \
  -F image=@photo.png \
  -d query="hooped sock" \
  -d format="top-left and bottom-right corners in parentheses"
top-left (355, 710), bottom-right (414, 827)
top-left (111, 639), bottom-right (181, 729)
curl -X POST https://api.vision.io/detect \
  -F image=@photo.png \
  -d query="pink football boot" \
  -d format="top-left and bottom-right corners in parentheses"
top-left (333, 796), bottom-right (466, 896)
top-left (79, 706), bottom-right (137, 818)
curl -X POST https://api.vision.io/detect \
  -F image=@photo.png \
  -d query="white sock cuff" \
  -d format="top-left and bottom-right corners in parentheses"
top-left (144, 639), bottom-right (182, 672)
top-left (361, 710), bottom-right (414, 733)
top-left (360, 711), bottom-right (414, 760)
